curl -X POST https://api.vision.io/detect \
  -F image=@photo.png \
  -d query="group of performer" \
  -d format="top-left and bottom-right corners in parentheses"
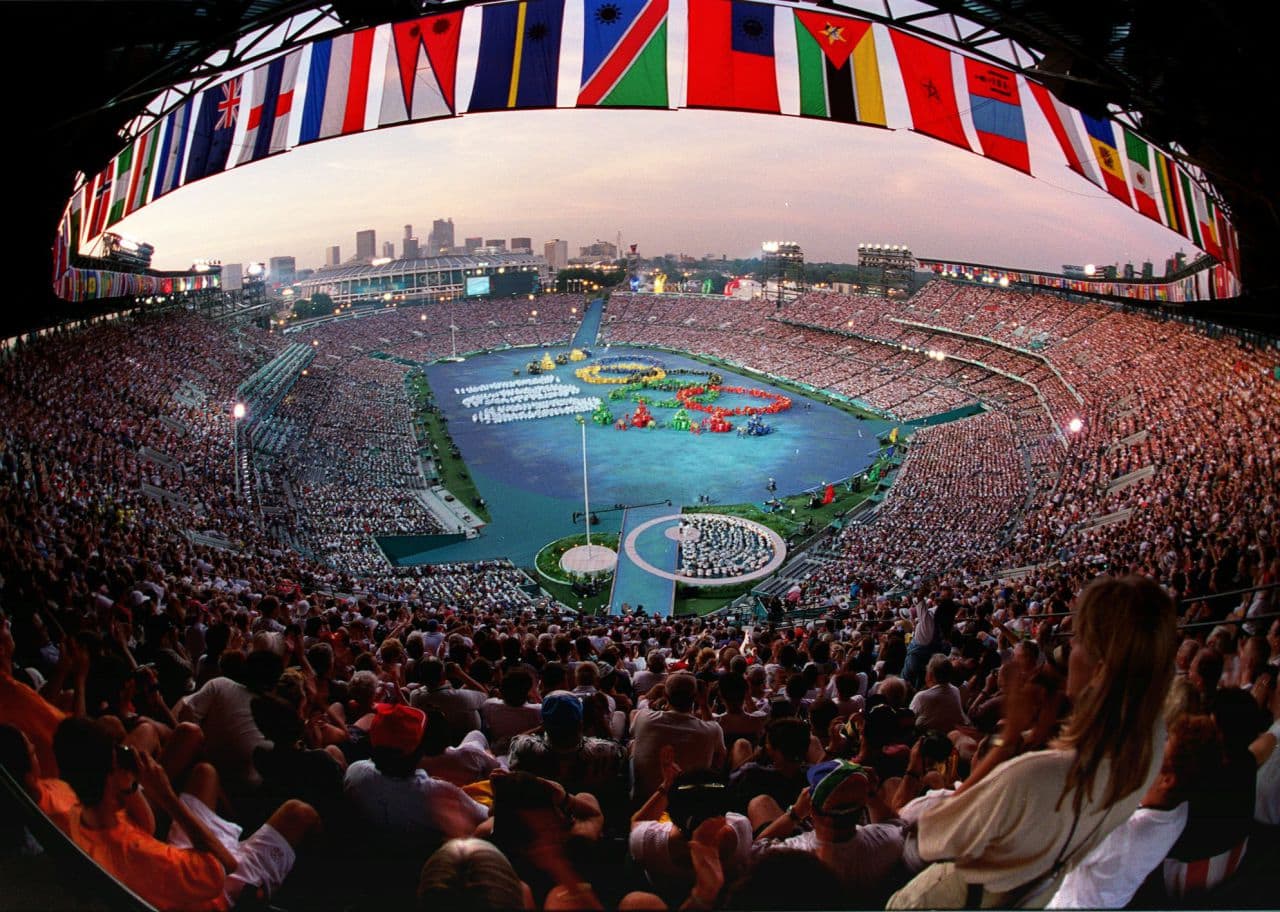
top-left (676, 514), bottom-right (775, 579)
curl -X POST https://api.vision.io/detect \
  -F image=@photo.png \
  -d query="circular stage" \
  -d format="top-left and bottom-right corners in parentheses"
top-left (559, 544), bottom-right (618, 575)
top-left (624, 513), bottom-right (786, 586)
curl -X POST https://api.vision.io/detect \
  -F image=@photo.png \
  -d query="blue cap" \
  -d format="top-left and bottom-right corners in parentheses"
top-left (541, 690), bottom-right (583, 733)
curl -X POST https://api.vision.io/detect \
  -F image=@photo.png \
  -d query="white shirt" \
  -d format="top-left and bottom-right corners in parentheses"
top-left (343, 760), bottom-right (488, 837)
top-left (630, 813), bottom-right (753, 897)
top-left (1047, 803), bottom-right (1188, 909)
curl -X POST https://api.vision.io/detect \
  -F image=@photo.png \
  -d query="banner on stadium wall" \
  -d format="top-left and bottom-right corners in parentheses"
top-left (54, 266), bottom-right (219, 303)
top-left (61, 0), bottom-right (1240, 301)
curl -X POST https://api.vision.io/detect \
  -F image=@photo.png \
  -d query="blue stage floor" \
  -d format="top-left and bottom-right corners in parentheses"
top-left (610, 505), bottom-right (679, 617)
top-left (394, 346), bottom-right (892, 567)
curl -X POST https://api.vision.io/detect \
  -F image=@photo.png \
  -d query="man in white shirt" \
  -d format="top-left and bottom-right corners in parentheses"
top-left (909, 654), bottom-right (968, 735)
top-left (1048, 714), bottom-right (1221, 908)
top-left (631, 673), bottom-right (725, 800)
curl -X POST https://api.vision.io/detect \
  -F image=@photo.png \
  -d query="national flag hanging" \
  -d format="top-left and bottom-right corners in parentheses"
top-left (964, 58), bottom-right (1028, 173)
top-left (888, 30), bottom-right (969, 150)
top-left (791, 9), bottom-right (885, 126)
top-left (186, 76), bottom-right (242, 184)
top-left (578, 0), bottom-right (669, 108)
top-left (106, 143), bottom-right (134, 227)
top-left (1153, 149), bottom-right (1187, 237)
top-left (69, 183), bottom-right (84, 251)
top-left (1179, 169), bottom-right (1204, 249)
top-left (237, 50), bottom-right (303, 166)
top-left (822, 484), bottom-right (834, 504)
top-left (687, 0), bottom-right (780, 114)
top-left (889, 426), bottom-right (899, 444)
top-left (380, 12), bottom-right (463, 125)
top-left (469, 0), bottom-right (566, 112)
top-left (299, 28), bottom-right (377, 143)
top-left (87, 165), bottom-right (114, 240)
top-left (1122, 129), bottom-right (1160, 222)
top-left (1202, 195), bottom-right (1219, 258)
top-left (126, 127), bottom-right (160, 216)
top-left (153, 99), bottom-right (193, 199)
top-left (1027, 81), bottom-right (1092, 182)
top-left (1078, 112), bottom-right (1130, 203)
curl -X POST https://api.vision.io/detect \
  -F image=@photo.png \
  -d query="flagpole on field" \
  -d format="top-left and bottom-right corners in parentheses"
top-left (579, 416), bottom-right (592, 557)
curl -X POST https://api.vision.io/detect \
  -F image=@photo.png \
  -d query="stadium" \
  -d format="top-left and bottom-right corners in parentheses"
top-left (3, 1), bottom-right (1279, 910)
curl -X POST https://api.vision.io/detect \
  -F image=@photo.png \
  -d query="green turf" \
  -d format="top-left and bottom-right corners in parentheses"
top-left (534, 532), bottom-right (622, 584)
top-left (408, 374), bottom-right (492, 523)
top-left (531, 532), bottom-right (621, 616)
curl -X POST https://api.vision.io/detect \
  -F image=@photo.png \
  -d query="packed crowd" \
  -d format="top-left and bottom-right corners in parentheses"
top-left (253, 356), bottom-right (443, 576)
top-left (1, 284), bottom-right (1278, 910)
top-left (3, 570), bottom-right (1277, 911)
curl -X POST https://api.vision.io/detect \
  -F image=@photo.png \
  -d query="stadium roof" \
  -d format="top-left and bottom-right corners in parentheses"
top-left (10, 0), bottom-right (1279, 336)
top-left (305, 251), bottom-right (546, 281)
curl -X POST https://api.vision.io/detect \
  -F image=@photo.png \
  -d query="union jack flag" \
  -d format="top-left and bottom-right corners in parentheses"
top-left (216, 77), bottom-right (242, 130)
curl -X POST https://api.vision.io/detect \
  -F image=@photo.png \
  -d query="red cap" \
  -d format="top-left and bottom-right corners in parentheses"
top-left (369, 703), bottom-right (426, 756)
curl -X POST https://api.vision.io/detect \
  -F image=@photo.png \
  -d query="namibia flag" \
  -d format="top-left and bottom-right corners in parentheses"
top-left (578, 0), bottom-right (669, 107)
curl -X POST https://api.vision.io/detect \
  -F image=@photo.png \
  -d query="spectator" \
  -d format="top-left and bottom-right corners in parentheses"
top-left (631, 673), bottom-right (726, 800)
top-left (54, 716), bottom-right (318, 910)
top-left (889, 574), bottom-right (1178, 908)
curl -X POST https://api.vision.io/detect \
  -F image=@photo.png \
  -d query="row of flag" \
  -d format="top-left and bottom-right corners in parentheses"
top-left (53, 265), bottom-right (219, 304)
top-left (55, 0), bottom-right (1238, 290)
top-left (920, 259), bottom-right (1241, 303)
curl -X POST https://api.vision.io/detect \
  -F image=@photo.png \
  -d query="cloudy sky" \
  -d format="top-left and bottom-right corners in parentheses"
top-left (108, 3), bottom-right (1190, 274)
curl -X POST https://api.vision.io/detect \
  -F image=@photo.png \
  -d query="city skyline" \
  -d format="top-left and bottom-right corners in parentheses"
top-left (109, 107), bottom-right (1188, 276)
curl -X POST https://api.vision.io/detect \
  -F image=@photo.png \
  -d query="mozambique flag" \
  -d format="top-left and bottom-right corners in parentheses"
top-left (578, 0), bottom-right (669, 107)
top-left (1153, 148), bottom-right (1187, 237)
top-left (469, 0), bottom-right (566, 112)
top-left (791, 9), bottom-right (884, 125)
top-left (1079, 112), bottom-right (1130, 204)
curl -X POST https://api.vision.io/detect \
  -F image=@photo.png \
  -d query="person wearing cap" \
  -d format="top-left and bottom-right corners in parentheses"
top-left (343, 703), bottom-right (489, 843)
top-left (751, 759), bottom-right (906, 903)
top-left (508, 691), bottom-right (624, 799)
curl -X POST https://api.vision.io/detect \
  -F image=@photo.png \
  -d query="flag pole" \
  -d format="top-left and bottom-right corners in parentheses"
top-left (580, 417), bottom-right (592, 557)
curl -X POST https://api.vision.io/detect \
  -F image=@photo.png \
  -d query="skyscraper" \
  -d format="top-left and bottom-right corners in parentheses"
top-left (356, 230), bottom-right (376, 262)
top-left (464, 237), bottom-right (482, 253)
top-left (544, 239), bottom-right (568, 273)
top-left (382, 241), bottom-right (395, 259)
top-left (404, 237), bottom-right (420, 259)
top-left (510, 237), bottom-right (532, 253)
top-left (327, 246), bottom-right (341, 267)
top-left (428, 218), bottom-right (455, 254)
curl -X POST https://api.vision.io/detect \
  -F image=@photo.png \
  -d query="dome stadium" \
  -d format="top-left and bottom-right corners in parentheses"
top-left (3, 1), bottom-right (1279, 910)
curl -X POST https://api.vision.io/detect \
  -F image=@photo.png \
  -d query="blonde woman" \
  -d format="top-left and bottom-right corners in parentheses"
top-left (889, 575), bottom-right (1178, 909)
